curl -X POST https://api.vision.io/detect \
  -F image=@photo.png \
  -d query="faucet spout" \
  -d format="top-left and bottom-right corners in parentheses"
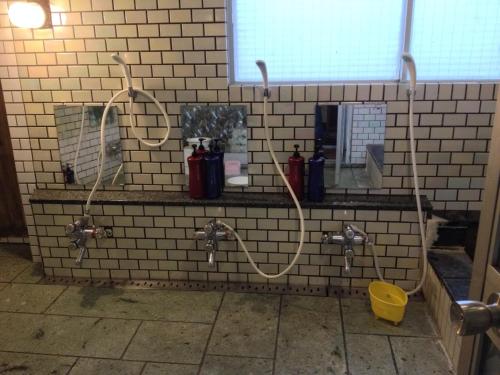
top-left (75, 246), bottom-right (87, 265)
top-left (195, 219), bottom-right (230, 268)
top-left (344, 248), bottom-right (354, 274)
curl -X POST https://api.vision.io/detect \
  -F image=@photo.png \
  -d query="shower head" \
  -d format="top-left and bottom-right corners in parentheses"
top-left (255, 60), bottom-right (269, 96)
top-left (402, 53), bottom-right (417, 92)
top-left (111, 53), bottom-right (133, 89)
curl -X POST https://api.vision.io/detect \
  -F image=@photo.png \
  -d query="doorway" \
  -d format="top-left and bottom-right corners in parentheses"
top-left (0, 81), bottom-right (26, 237)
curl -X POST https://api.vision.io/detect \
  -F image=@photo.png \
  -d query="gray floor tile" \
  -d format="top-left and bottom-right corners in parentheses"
top-left (0, 283), bottom-right (7, 290)
top-left (0, 256), bottom-right (31, 282)
top-left (0, 312), bottom-right (140, 358)
top-left (0, 351), bottom-right (76, 375)
top-left (391, 337), bottom-right (454, 375)
top-left (346, 334), bottom-right (397, 375)
top-left (207, 293), bottom-right (280, 358)
top-left (47, 286), bottom-right (222, 323)
top-left (124, 321), bottom-right (212, 364)
top-left (68, 358), bottom-right (144, 375)
top-left (275, 295), bottom-right (346, 375)
top-left (0, 244), bottom-right (30, 258)
top-left (12, 263), bottom-right (44, 284)
top-left (342, 298), bottom-right (436, 337)
top-left (200, 355), bottom-right (273, 375)
top-left (142, 362), bottom-right (199, 375)
top-left (0, 284), bottom-right (66, 313)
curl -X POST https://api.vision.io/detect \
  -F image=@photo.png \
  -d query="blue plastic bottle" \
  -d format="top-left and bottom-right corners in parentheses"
top-left (307, 146), bottom-right (326, 202)
top-left (213, 139), bottom-right (225, 191)
top-left (204, 145), bottom-right (222, 199)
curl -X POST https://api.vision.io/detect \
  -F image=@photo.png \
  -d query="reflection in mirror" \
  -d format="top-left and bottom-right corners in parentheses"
top-left (315, 103), bottom-right (386, 189)
top-left (54, 105), bottom-right (124, 186)
top-left (181, 105), bottom-right (248, 187)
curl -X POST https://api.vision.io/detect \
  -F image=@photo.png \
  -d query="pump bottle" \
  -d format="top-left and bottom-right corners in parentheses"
top-left (288, 144), bottom-right (304, 200)
top-left (187, 145), bottom-right (204, 199)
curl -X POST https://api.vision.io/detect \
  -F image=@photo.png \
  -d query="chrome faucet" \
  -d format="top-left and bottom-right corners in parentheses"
top-left (194, 219), bottom-right (231, 267)
top-left (321, 224), bottom-right (370, 274)
top-left (66, 216), bottom-right (108, 265)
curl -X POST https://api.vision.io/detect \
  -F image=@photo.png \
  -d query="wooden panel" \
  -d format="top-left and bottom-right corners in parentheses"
top-left (0, 81), bottom-right (26, 236)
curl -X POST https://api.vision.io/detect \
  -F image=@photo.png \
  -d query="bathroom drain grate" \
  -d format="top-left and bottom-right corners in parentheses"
top-left (41, 277), bottom-right (423, 299)
top-left (41, 276), bottom-right (329, 296)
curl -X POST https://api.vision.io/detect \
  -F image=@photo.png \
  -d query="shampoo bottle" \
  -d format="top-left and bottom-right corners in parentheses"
top-left (213, 139), bottom-right (225, 190)
top-left (187, 145), bottom-right (204, 199)
top-left (204, 144), bottom-right (222, 199)
top-left (307, 145), bottom-right (326, 202)
top-left (288, 144), bottom-right (304, 200)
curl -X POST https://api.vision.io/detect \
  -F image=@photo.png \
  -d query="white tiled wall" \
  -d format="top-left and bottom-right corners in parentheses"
top-left (0, 0), bottom-right (496, 261)
top-left (33, 200), bottom-right (424, 289)
top-left (350, 104), bottom-right (385, 164)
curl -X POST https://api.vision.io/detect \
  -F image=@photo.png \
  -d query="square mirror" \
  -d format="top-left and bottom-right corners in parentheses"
top-left (315, 103), bottom-right (386, 189)
top-left (181, 105), bottom-right (248, 187)
top-left (54, 105), bottom-right (124, 186)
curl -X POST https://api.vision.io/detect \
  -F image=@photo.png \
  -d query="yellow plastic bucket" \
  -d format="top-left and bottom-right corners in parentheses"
top-left (369, 281), bottom-right (408, 325)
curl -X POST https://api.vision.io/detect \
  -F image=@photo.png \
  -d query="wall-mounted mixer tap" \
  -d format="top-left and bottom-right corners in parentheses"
top-left (321, 224), bottom-right (370, 274)
top-left (194, 219), bottom-right (231, 267)
top-left (66, 216), bottom-right (109, 265)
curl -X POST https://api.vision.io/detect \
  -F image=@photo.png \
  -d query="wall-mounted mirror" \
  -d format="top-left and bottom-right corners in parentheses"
top-left (54, 105), bottom-right (124, 186)
top-left (315, 103), bottom-right (386, 189)
top-left (181, 105), bottom-right (248, 187)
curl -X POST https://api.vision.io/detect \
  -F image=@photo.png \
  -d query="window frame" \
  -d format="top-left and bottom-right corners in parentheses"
top-left (227, 0), bottom-right (499, 84)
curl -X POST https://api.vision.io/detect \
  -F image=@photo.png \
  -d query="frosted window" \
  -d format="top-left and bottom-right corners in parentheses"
top-left (411, 0), bottom-right (500, 80)
top-left (231, 0), bottom-right (405, 83)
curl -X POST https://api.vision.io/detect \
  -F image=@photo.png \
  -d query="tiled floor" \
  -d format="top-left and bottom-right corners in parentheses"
top-left (0, 245), bottom-right (455, 374)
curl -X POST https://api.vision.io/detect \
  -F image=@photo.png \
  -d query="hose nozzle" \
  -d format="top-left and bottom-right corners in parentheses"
top-left (111, 53), bottom-right (134, 94)
top-left (256, 60), bottom-right (269, 97)
top-left (402, 53), bottom-right (417, 96)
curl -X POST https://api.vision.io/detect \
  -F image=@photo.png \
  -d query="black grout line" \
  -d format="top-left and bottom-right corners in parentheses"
top-left (197, 290), bottom-right (225, 375)
top-left (271, 294), bottom-right (283, 375)
top-left (387, 336), bottom-right (400, 375)
top-left (338, 296), bottom-right (350, 375)
top-left (138, 361), bottom-right (148, 375)
top-left (0, 308), bottom-right (215, 326)
top-left (346, 331), bottom-right (437, 339)
top-left (65, 356), bottom-right (80, 375)
top-left (205, 352), bottom-right (276, 361)
top-left (0, 349), bottom-right (195, 366)
top-left (41, 285), bottom-right (69, 314)
top-left (120, 320), bottom-right (143, 360)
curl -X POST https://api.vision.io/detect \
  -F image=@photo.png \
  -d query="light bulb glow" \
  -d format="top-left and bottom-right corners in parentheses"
top-left (8, 2), bottom-right (46, 29)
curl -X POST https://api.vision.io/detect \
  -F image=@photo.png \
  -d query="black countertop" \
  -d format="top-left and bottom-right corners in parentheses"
top-left (428, 250), bottom-right (472, 301)
top-left (30, 189), bottom-right (432, 212)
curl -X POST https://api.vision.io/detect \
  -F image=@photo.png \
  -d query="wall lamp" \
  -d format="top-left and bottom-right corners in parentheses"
top-left (8, 0), bottom-right (52, 29)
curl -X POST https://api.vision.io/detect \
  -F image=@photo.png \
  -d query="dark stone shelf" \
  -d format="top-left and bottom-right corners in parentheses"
top-left (30, 189), bottom-right (432, 212)
top-left (428, 250), bottom-right (472, 301)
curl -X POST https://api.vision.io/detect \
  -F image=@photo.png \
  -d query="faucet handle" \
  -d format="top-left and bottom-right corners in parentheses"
top-left (68, 240), bottom-right (79, 251)
top-left (94, 227), bottom-right (106, 239)
top-left (321, 232), bottom-right (330, 244)
top-left (66, 223), bottom-right (76, 235)
top-left (194, 231), bottom-right (208, 240)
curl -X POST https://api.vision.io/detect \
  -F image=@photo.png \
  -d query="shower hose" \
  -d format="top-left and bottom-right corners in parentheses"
top-left (85, 84), bottom-right (171, 215)
top-left (361, 88), bottom-right (428, 296)
top-left (72, 105), bottom-right (86, 185)
top-left (217, 78), bottom-right (306, 279)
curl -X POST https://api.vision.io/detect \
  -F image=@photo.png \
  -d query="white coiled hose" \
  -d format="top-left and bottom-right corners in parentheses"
top-left (216, 61), bottom-right (305, 279)
top-left (366, 55), bottom-right (428, 295)
top-left (73, 105), bottom-right (86, 185)
top-left (85, 57), bottom-right (171, 215)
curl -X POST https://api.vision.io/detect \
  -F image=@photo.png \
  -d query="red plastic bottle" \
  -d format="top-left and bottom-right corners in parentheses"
top-left (188, 144), bottom-right (205, 199)
top-left (288, 144), bottom-right (304, 200)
